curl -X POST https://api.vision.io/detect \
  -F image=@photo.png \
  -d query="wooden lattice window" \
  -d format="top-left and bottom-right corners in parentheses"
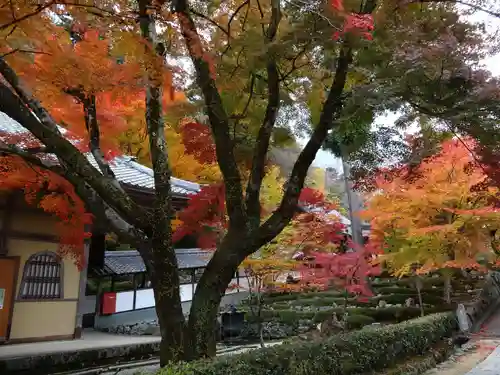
top-left (19, 251), bottom-right (63, 300)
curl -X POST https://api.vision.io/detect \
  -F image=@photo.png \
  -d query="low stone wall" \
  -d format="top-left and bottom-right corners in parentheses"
top-left (463, 271), bottom-right (500, 332)
top-left (0, 341), bottom-right (160, 374)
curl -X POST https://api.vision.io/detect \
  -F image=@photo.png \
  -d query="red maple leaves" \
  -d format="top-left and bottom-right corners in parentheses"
top-left (330, 0), bottom-right (375, 41)
top-left (297, 244), bottom-right (381, 296)
top-left (299, 187), bottom-right (326, 207)
top-left (0, 155), bottom-right (92, 269)
top-left (179, 122), bottom-right (217, 164)
top-left (173, 184), bottom-right (226, 248)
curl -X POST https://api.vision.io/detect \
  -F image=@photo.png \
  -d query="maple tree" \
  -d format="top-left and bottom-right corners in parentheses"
top-left (240, 257), bottom-right (296, 347)
top-left (297, 246), bottom-right (381, 303)
top-left (361, 138), bottom-right (500, 302)
top-left (1, 0), bottom-right (499, 365)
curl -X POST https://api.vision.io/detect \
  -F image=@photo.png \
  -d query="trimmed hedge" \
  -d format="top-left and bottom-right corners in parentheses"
top-left (159, 313), bottom-right (457, 375)
top-left (262, 290), bottom-right (349, 303)
top-left (373, 286), bottom-right (443, 296)
top-left (244, 305), bottom-right (455, 325)
top-left (345, 315), bottom-right (376, 329)
top-left (268, 293), bottom-right (446, 309)
top-left (364, 340), bottom-right (455, 375)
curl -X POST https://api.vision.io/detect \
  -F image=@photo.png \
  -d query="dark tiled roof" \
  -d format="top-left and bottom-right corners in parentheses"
top-left (95, 249), bottom-right (213, 275)
top-left (0, 112), bottom-right (200, 196)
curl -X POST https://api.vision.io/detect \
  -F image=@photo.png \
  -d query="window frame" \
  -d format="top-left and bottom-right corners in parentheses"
top-left (18, 250), bottom-right (64, 301)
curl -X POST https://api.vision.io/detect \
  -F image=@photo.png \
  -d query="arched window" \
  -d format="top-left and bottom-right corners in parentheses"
top-left (19, 251), bottom-right (63, 300)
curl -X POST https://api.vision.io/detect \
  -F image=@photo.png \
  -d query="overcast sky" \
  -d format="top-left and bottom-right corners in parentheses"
top-left (310, 6), bottom-right (500, 173)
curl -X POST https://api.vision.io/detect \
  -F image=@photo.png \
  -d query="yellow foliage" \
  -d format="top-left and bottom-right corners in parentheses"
top-left (361, 139), bottom-right (500, 275)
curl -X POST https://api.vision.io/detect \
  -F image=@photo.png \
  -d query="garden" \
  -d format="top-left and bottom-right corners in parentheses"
top-left (154, 269), bottom-right (499, 375)
top-left (3, 0), bottom-right (500, 374)
top-left (234, 273), bottom-right (485, 342)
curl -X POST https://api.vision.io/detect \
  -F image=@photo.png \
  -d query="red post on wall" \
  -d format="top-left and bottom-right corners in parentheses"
top-left (101, 292), bottom-right (117, 315)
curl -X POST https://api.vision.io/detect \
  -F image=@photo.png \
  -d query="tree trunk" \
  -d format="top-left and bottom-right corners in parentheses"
top-left (443, 271), bottom-right (452, 305)
top-left (146, 241), bottom-right (187, 365)
top-left (257, 293), bottom-right (265, 348)
top-left (414, 277), bottom-right (424, 317)
top-left (259, 321), bottom-right (265, 348)
top-left (186, 233), bottom-right (248, 359)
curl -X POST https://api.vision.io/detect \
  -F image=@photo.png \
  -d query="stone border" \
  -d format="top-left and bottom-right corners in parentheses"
top-left (463, 272), bottom-right (500, 333)
top-left (0, 341), bottom-right (161, 374)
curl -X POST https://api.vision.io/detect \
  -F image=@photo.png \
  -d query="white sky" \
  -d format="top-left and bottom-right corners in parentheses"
top-left (310, 6), bottom-right (500, 173)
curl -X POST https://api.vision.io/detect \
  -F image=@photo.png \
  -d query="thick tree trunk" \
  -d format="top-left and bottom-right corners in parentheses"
top-left (146, 241), bottom-right (187, 365)
top-left (186, 233), bottom-right (248, 359)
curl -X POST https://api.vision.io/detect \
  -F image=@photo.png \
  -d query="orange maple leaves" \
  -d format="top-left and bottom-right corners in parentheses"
top-left (362, 138), bottom-right (500, 275)
top-left (0, 156), bottom-right (91, 269)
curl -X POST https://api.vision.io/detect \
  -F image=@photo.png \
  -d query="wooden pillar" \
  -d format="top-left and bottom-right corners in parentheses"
top-left (94, 278), bottom-right (103, 319)
top-left (191, 268), bottom-right (196, 297)
top-left (132, 274), bottom-right (137, 310)
top-left (0, 192), bottom-right (16, 256)
top-left (74, 226), bottom-right (91, 339)
top-left (236, 270), bottom-right (240, 293)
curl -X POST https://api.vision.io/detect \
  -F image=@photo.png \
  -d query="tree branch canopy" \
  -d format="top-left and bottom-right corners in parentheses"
top-left (253, 0), bottom-right (379, 249)
top-left (245, 0), bottom-right (282, 225)
top-left (0, 58), bottom-right (149, 231)
top-left (173, 0), bottom-right (248, 229)
top-left (138, 0), bottom-right (174, 225)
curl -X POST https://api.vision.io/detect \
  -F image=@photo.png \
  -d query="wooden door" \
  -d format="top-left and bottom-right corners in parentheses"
top-left (0, 258), bottom-right (17, 341)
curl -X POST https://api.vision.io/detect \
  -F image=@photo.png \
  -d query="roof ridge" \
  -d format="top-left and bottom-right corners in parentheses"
top-left (119, 156), bottom-right (200, 191)
top-left (0, 112), bottom-right (200, 195)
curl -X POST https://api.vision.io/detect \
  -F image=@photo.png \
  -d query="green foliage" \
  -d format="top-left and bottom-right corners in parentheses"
top-left (345, 315), bottom-right (376, 330)
top-left (373, 286), bottom-right (442, 296)
top-left (262, 292), bottom-right (445, 308)
top-left (245, 305), bottom-right (454, 325)
top-left (262, 290), bottom-right (349, 303)
top-left (368, 341), bottom-right (455, 375)
top-left (158, 313), bottom-right (457, 375)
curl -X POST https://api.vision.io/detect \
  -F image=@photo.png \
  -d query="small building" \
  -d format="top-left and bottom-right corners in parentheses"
top-left (0, 112), bottom-right (249, 344)
top-left (85, 250), bottom-right (249, 331)
top-left (0, 190), bottom-right (84, 343)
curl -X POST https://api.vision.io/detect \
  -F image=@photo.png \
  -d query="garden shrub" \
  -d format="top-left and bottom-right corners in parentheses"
top-left (245, 305), bottom-right (455, 325)
top-left (267, 293), bottom-right (446, 310)
top-left (263, 290), bottom-right (348, 304)
top-left (371, 293), bottom-right (445, 306)
top-left (159, 313), bottom-right (457, 375)
top-left (373, 286), bottom-right (443, 296)
top-left (345, 315), bottom-right (376, 329)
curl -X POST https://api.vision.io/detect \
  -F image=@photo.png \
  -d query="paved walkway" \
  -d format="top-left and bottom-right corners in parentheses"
top-left (423, 307), bottom-right (500, 375)
top-left (0, 329), bottom-right (161, 359)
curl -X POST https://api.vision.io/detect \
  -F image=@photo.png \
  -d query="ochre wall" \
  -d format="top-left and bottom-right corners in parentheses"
top-left (0, 193), bottom-right (82, 342)
top-left (10, 213), bottom-right (60, 236)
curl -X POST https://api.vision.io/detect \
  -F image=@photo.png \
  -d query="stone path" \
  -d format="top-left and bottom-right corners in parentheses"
top-left (0, 329), bottom-right (161, 359)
